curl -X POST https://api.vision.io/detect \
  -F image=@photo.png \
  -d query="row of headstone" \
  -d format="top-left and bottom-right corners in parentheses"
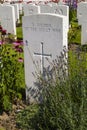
top-left (22, 4), bottom-right (69, 103)
top-left (77, 2), bottom-right (87, 45)
top-left (2, 2), bottom-right (21, 21)
top-left (4, 1), bottom-right (23, 15)
top-left (23, 4), bottom-right (69, 31)
top-left (0, 2), bottom-right (22, 35)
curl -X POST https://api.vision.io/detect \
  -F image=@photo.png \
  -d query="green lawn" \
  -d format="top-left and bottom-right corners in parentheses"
top-left (68, 20), bottom-right (81, 45)
top-left (16, 13), bottom-right (23, 40)
top-left (16, 26), bottom-right (23, 40)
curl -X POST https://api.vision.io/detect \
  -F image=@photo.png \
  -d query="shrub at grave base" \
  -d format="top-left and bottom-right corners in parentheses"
top-left (31, 51), bottom-right (87, 130)
top-left (16, 104), bottom-right (39, 130)
top-left (16, 50), bottom-right (87, 130)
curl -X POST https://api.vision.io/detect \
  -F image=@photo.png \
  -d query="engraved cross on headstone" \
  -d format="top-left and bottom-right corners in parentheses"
top-left (34, 42), bottom-right (52, 76)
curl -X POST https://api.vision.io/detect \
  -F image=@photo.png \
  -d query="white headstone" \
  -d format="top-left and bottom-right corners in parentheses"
top-left (77, 2), bottom-right (87, 44)
top-left (50, 2), bottom-right (57, 6)
top-left (0, 5), bottom-right (16, 35)
top-left (77, 2), bottom-right (87, 25)
top-left (40, 4), bottom-right (52, 13)
top-left (12, 4), bottom-right (19, 22)
top-left (51, 5), bottom-right (69, 31)
top-left (81, 23), bottom-right (87, 45)
top-left (3, 2), bottom-right (10, 5)
top-left (23, 4), bottom-right (40, 16)
top-left (18, 3), bottom-right (23, 14)
top-left (0, 4), bottom-right (3, 23)
top-left (22, 14), bottom-right (68, 103)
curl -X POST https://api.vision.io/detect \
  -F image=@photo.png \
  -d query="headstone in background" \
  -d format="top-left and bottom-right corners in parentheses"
top-left (3, 2), bottom-right (10, 5)
top-left (23, 4), bottom-right (40, 16)
top-left (50, 2), bottom-right (57, 6)
top-left (77, 2), bottom-right (87, 45)
top-left (40, 4), bottom-right (52, 13)
top-left (17, 3), bottom-right (23, 14)
top-left (51, 5), bottom-right (69, 31)
top-left (46, 2), bottom-right (52, 6)
top-left (11, 4), bottom-right (20, 23)
top-left (0, 4), bottom-right (3, 23)
top-left (22, 14), bottom-right (68, 103)
top-left (81, 23), bottom-right (87, 45)
top-left (1, 5), bottom-right (16, 35)
top-left (77, 2), bottom-right (87, 25)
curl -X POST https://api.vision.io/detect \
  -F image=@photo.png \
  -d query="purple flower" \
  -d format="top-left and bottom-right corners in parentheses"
top-left (13, 40), bottom-right (23, 46)
top-left (0, 41), bottom-right (5, 45)
top-left (18, 58), bottom-right (24, 62)
top-left (0, 41), bottom-right (2, 45)
top-left (17, 40), bottom-right (24, 45)
top-left (18, 48), bottom-right (23, 53)
top-left (73, 2), bottom-right (77, 8)
top-left (13, 42), bottom-right (20, 46)
top-left (15, 47), bottom-right (23, 53)
top-left (20, 41), bottom-right (24, 45)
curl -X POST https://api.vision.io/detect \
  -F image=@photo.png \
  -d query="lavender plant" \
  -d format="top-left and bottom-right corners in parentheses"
top-left (16, 45), bottom-right (87, 130)
top-left (30, 48), bottom-right (87, 130)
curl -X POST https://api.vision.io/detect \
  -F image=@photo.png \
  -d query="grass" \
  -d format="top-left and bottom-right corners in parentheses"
top-left (16, 26), bottom-right (23, 40)
top-left (0, 128), bottom-right (6, 130)
top-left (16, 13), bottom-right (23, 40)
top-left (16, 104), bottom-right (39, 130)
top-left (68, 19), bottom-right (81, 45)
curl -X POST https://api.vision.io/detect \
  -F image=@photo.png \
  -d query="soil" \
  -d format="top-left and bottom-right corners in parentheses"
top-left (0, 100), bottom-right (27, 130)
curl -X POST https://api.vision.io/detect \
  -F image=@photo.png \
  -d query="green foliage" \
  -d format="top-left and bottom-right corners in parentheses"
top-left (0, 33), bottom-right (25, 112)
top-left (16, 104), bottom-right (39, 130)
top-left (16, 26), bottom-right (23, 40)
top-left (68, 8), bottom-right (81, 45)
top-left (2, 95), bottom-right (12, 111)
top-left (33, 50), bottom-right (87, 130)
top-left (0, 128), bottom-right (6, 130)
top-left (81, 45), bottom-right (87, 52)
top-left (16, 49), bottom-right (87, 130)
top-left (69, 8), bottom-right (77, 23)
top-left (16, 13), bottom-right (23, 40)
top-left (68, 24), bottom-right (81, 44)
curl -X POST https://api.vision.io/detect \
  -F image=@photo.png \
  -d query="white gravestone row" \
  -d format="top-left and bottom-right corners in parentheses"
top-left (77, 2), bottom-right (87, 45)
top-left (2, 3), bottom-right (20, 24)
top-left (0, 4), bottom-right (16, 35)
top-left (23, 4), bottom-right (69, 32)
top-left (22, 14), bottom-right (68, 103)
